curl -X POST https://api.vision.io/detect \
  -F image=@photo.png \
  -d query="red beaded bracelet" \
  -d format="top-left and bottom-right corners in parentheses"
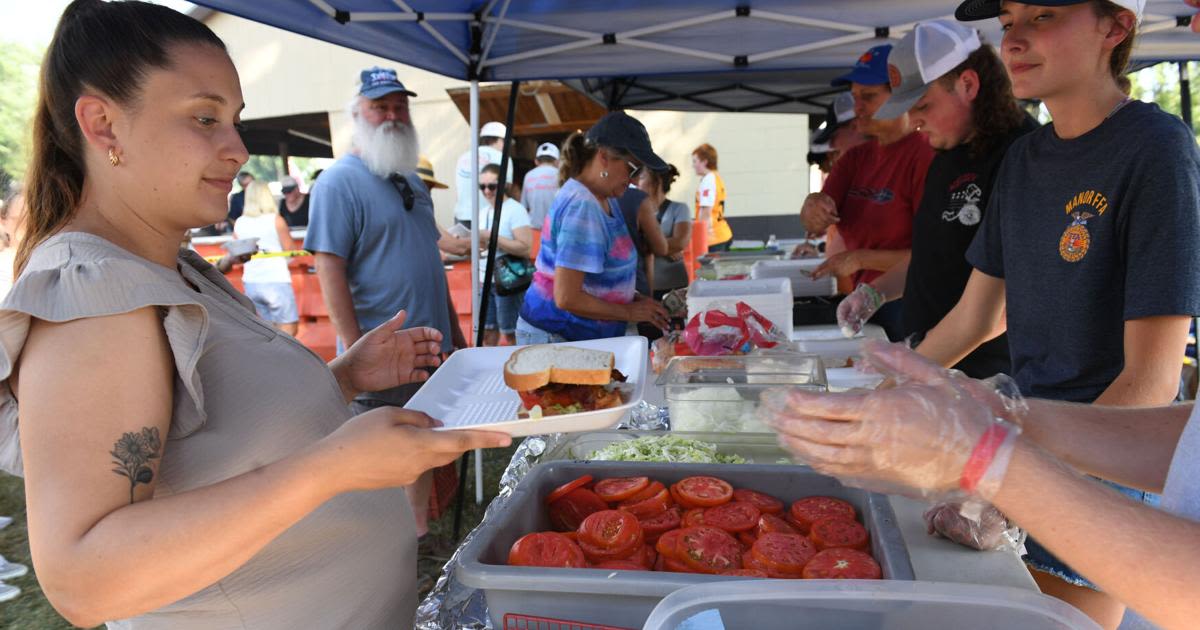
top-left (960, 424), bottom-right (1010, 493)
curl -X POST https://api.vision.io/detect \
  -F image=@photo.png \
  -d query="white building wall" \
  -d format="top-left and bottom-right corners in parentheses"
top-left (204, 12), bottom-right (809, 230)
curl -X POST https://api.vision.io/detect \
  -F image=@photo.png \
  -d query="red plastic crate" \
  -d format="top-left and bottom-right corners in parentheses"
top-left (502, 613), bottom-right (634, 630)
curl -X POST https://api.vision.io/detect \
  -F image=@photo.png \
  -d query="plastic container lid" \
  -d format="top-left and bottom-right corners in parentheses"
top-left (751, 259), bottom-right (837, 298)
top-left (642, 581), bottom-right (1102, 630)
top-left (786, 324), bottom-right (888, 368)
top-left (659, 354), bottom-right (826, 433)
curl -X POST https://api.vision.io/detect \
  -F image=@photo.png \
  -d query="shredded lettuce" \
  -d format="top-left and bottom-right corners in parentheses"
top-left (587, 435), bottom-right (746, 464)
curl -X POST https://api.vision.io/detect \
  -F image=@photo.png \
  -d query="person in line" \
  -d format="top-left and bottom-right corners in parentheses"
top-left (227, 171), bottom-right (253, 224)
top-left (636, 165), bottom-right (691, 299)
top-left (807, 92), bottom-right (861, 176)
top-left (836, 20), bottom-right (1037, 379)
top-left (690, 143), bottom-right (733, 253)
top-left (477, 163), bottom-right (533, 346)
top-left (522, 142), bottom-right (561, 236)
top-left (277, 175), bottom-right (309, 228)
top-left (416, 155), bottom-right (471, 259)
top-left (307, 66), bottom-right (471, 538)
top-left (801, 43), bottom-right (935, 341)
top-left (234, 180), bottom-right (300, 335)
top-left (516, 112), bottom-right (670, 344)
top-left (453, 121), bottom-right (513, 229)
top-left (1, 3), bottom-right (508, 628)
top-left (0, 185), bottom-right (28, 604)
top-left (910, 1), bottom-right (1200, 626)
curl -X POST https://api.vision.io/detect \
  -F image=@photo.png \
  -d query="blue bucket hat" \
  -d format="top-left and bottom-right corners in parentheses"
top-left (831, 44), bottom-right (893, 87)
top-left (359, 67), bottom-right (418, 100)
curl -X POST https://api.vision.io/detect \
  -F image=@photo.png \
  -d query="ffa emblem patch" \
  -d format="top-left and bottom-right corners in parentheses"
top-left (888, 64), bottom-right (902, 89)
top-left (1058, 211), bottom-right (1094, 262)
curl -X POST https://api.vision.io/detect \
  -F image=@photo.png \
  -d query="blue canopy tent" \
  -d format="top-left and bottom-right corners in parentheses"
top-left (189, 0), bottom-right (1200, 515)
top-left (188, 0), bottom-right (1200, 329)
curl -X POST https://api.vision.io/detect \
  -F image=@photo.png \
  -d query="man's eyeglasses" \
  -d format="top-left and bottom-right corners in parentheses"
top-left (387, 173), bottom-right (415, 212)
top-left (479, 183), bottom-right (499, 192)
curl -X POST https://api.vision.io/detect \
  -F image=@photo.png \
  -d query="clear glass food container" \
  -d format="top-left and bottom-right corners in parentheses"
top-left (657, 354), bottom-right (827, 433)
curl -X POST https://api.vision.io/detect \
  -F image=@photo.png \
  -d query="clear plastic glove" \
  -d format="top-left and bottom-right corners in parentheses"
top-left (923, 500), bottom-right (1024, 552)
top-left (759, 340), bottom-right (1022, 502)
top-left (837, 284), bottom-right (884, 338)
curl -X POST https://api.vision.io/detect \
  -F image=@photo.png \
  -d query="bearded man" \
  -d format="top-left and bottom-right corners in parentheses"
top-left (307, 67), bottom-right (468, 535)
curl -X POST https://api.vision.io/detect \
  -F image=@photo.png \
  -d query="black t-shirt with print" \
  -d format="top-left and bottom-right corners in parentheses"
top-left (903, 116), bottom-right (1039, 379)
top-left (967, 101), bottom-right (1200, 402)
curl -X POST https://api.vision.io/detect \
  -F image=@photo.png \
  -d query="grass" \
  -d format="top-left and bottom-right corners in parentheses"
top-left (0, 445), bottom-right (518, 629)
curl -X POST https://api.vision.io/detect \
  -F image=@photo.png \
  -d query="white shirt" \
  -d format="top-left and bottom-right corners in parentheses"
top-left (454, 145), bottom-right (514, 222)
top-left (234, 214), bottom-right (291, 284)
top-left (697, 172), bottom-right (717, 209)
top-left (477, 197), bottom-right (530, 282)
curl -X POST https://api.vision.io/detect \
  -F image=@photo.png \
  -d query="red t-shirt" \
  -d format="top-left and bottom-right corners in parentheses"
top-left (822, 132), bottom-right (934, 284)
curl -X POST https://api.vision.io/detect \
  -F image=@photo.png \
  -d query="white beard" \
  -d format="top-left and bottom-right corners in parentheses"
top-left (353, 119), bottom-right (420, 178)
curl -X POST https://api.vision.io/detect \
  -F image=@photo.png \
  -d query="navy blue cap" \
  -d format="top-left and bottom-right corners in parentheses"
top-left (359, 67), bottom-right (417, 99)
top-left (956, 0), bottom-right (1143, 21)
top-left (586, 112), bottom-right (667, 172)
top-left (831, 44), bottom-right (893, 87)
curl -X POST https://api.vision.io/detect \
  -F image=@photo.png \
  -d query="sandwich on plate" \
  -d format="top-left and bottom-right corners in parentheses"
top-left (504, 345), bottom-right (629, 417)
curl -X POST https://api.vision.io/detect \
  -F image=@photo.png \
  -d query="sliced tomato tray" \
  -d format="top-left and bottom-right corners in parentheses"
top-left (456, 461), bottom-right (915, 630)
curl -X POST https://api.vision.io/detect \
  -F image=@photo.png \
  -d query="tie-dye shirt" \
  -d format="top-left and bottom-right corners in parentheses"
top-left (519, 178), bottom-right (636, 340)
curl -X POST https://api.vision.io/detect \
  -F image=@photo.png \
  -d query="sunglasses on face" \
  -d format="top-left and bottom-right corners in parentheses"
top-left (479, 183), bottom-right (499, 192)
top-left (387, 172), bottom-right (415, 211)
top-left (606, 151), bottom-right (641, 179)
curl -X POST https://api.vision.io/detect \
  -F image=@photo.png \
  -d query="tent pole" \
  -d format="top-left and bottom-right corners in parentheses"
top-left (469, 81), bottom-right (482, 343)
top-left (1181, 61), bottom-right (1193, 131)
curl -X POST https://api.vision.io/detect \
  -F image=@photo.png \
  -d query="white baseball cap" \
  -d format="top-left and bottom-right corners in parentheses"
top-left (955, 0), bottom-right (1144, 22)
top-left (874, 20), bottom-right (982, 121)
top-left (480, 121), bottom-right (507, 138)
top-left (536, 142), bottom-right (560, 160)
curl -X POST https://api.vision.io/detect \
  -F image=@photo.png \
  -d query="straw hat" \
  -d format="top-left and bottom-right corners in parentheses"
top-left (416, 156), bottom-right (448, 189)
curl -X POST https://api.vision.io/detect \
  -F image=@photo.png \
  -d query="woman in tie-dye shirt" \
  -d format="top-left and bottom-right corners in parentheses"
top-left (517, 112), bottom-right (670, 343)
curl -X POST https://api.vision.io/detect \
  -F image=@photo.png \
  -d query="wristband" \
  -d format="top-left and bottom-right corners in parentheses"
top-left (857, 283), bottom-right (885, 311)
top-left (960, 423), bottom-right (1010, 493)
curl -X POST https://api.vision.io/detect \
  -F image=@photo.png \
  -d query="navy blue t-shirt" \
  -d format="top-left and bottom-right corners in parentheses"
top-left (967, 101), bottom-right (1200, 402)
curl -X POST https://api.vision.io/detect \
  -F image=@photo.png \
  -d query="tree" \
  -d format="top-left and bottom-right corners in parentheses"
top-left (1130, 62), bottom-right (1199, 138)
top-left (0, 42), bottom-right (41, 184)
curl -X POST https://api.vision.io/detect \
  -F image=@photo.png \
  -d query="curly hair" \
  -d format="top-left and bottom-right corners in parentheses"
top-left (645, 164), bottom-right (681, 195)
top-left (934, 43), bottom-right (1026, 160)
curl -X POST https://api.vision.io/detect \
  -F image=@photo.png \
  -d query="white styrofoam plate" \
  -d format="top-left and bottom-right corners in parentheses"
top-left (406, 336), bottom-right (647, 436)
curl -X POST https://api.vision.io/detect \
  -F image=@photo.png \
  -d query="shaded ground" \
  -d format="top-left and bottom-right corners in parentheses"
top-left (0, 444), bottom-right (517, 629)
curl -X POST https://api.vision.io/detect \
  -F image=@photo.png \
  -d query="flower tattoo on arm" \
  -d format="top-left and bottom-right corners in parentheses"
top-left (110, 427), bottom-right (162, 503)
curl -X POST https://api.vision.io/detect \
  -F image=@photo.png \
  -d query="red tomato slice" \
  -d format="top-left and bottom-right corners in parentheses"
top-left (733, 488), bottom-right (784, 515)
top-left (624, 543), bottom-right (656, 570)
top-left (547, 475), bottom-right (594, 504)
top-left (737, 530), bottom-right (758, 549)
top-left (622, 480), bottom-right (667, 505)
top-left (677, 526), bottom-right (743, 574)
top-left (720, 568), bottom-right (769, 578)
top-left (639, 507), bottom-right (682, 542)
top-left (682, 508), bottom-right (706, 528)
top-left (578, 509), bottom-right (644, 556)
top-left (548, 487), bottom-right (607, 532)
top-left (653, 554), bottom-right (666, 572)
top-left (789, 496), bottom-right (857, 535)
top-left (662, 556), bottom-right (694, 573)
top-left (619, 488), bottom-right (672, 519)
top-left (590, 560), bottom-right (647, 571)
top-left (655, 528), bottom-right (684, 560)
top-left (594, 477), bottom-right (651, 503)
top-left (508, 532), bottom-right (587, 568)
top-left (751, 533), bottom-right (817, 578)
top-left (809, 518), bottom-right (869, 552)
top-left (802, 548), bottom-right (882, 580)
top-left (673, 476), bottom-right (734, 509)
top-left (578, 538), bottom-right (638, 564)
top-left (757, 513), bottom-right (800, 537)
top-left (703, 501), bottom-right (761, 533)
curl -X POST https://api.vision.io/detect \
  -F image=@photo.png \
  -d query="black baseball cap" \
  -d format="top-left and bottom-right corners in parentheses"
top-left (956, 0), bottom-right (1143, 21)
top-left (585, 112), bottom-right (668, 172)
top-left (359, 66), bottom-right (417, 99)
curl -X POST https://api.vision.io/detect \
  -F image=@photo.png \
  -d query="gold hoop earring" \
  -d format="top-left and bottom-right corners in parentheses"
top-left (108, 148), bottom-right (120, 167)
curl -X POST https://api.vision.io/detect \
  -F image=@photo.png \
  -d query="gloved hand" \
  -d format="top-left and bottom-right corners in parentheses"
top-left (837, 283), bottom-right (885, 338)
top-left (760, 340), bottom-right (1022, 502)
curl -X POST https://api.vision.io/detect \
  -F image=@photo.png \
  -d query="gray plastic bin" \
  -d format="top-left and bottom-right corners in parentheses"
top-left (456, 461), bottom-right (914, 629)
top-left (642, 580), bottom-right (1101, 630)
